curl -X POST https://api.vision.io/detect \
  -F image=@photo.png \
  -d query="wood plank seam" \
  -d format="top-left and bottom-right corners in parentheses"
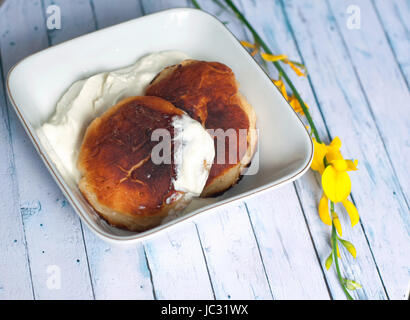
top-left (193, 222), bottom-right (217, 300)
top-left (17, 211), bottom-right (36, 299)
top-left (357, 218), bottom-right (390, 298)
top-left (139, 0), bottom-right (146, 15)
top-left (88, 0), bottom-right (100, 30)
top-left (0, 47), bottom-right (35, 299)
top-left (290, 183), bottom-right (334, 299)
top-left (243, 202), bottom-right (282, 300)
top-left (142, 244), bottom-right (158, 300)
top-left (371, 0), bottom-right (410, 90)
top-left (78, 222), bottom-right (96, 299)
top-left (39, 0), bottom-right (52, 53)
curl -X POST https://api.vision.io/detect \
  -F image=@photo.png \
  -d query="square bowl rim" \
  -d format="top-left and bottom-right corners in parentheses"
top-left (6, 7), bottom-right (313, 243)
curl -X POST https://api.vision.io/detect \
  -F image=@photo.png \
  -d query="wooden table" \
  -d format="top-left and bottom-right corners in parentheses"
top-left (0, 0), bottom-right (408, 300)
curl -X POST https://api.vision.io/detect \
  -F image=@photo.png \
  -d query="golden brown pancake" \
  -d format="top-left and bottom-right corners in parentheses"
top-left (77, 96), bottom-right (191, 231)
top-left (146, 60), bottom-right (257, 197)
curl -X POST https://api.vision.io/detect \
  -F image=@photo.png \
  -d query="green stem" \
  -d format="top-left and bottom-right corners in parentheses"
top-left (222, 0), bottom-right (322, 143)
top-left (191, 0), bottom-right (201, 9)
top-left (332, 224), bottom-right (354, 300)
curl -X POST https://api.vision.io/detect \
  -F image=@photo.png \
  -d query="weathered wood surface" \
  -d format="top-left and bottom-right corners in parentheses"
top-left (0, 0), bottom-right (408, 300)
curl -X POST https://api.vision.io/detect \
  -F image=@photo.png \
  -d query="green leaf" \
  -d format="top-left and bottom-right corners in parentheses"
top-left (343, 278), bottom-right (362, 290)
top-left (339, 239), bottom-right (357, 258)
top-left (325, 252), bottom-right (333, 270)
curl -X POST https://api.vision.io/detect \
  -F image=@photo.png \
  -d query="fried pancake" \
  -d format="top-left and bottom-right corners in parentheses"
top-left (77, 96), bottom-right (191, 231)
top-left (146, 60), bottom-right (257, 197)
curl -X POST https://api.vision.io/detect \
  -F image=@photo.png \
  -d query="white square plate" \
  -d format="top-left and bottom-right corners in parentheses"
top-left (7, 8), bottom-right (312, 243)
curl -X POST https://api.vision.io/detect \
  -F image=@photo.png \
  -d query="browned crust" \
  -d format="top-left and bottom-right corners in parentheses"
top-left (146, 60), bottom-right (257, 197)
top-left (77, 96), bottom-right (189, 231)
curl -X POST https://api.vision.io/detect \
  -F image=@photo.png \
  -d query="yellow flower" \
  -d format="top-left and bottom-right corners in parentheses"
top-left (342, 199), bottom-right (360, 227)
top-left (288, 95), bottom-right (308, 115)
top-left (322, 165), bottom-right (352, 203)
top-left (240, 40), bottom-right (255, 48)
top-left (240, 40), bottom-right (259, 56)
top-left (318, 194), bottom-right (332, 226)
top-left (312, 136), bottom-right (360, 231)
top-left (311, 136), bottom-right (358, 203)
top-left (272, 79), bottom-right (288, 100)
top-left (272, 79), bottom-right (309, 115)
top-left (329, 136), bottom-right (342, 149)
top-left (346, 159), bottom-right (359, 171)
top-left (261, 53), bottom-right (289, 62)
top-left (322, 156), bottom-right (358, 203)
top-left (261, 53), bottom-right (306, 76)
top-left (325, 137), bottom-right (343, 162)
top-left (311, 138), bottom-right (327, 174)
top-left (284, 60), bottom-right (306, 77)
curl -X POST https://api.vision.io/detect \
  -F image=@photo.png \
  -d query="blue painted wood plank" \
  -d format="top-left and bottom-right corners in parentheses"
top-left (373, 0), bottom-right (410, 88)
top-left (244, 187), bottom-right (333, 300)
top-left (143, 223), bottom-right (215, 300)
top-left (0, 49), bottom-right (33, 298)
top-left (281, 0), bottom-right (409, 299)
top-left (82, 228), bottom-right (154, 299)
top-left (91, 0), bottom-right (143, 29)
top-left (141, 0), bottom-right (190, 13)
top-left (0, 0), bottom-right (94, 299)
top-left (194, 203), bottom-right (273, 300)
